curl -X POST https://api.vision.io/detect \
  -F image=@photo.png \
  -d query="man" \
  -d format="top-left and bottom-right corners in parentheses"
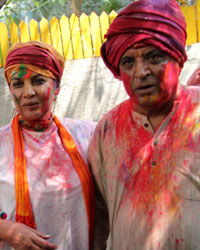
top-left (88, 0), bottom-right (200, 249)
top-left (187, 66), bottom-right (200, 86)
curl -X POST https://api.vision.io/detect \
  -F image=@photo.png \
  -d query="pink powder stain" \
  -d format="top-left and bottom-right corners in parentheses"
top-left (155, 60), bottom-right (180, 109)
top-left (120, 142), bottom-right (180, 228)
top-left (176, 238), bottom-right (179, 246)
top-left (121, 73), bottom-right (133, 99)
top-left (27, 129), bottom-right (74, 191)
top-left (40, 83), bottom-right (54, 119)
top-left (22, 69), bottom-right (33, 79)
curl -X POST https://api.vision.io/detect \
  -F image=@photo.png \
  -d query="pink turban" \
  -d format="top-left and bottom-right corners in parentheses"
top-left (5, 41), bottom-right (64, 85)
top-left (101, 0), bottom-right (187, 78)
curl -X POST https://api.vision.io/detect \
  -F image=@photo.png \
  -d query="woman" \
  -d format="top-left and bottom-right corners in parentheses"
top-left (0, 41), bottom-right (96, 250)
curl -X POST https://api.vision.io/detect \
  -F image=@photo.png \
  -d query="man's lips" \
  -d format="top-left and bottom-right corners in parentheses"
top-left (135, 84), bottom-right (156, 95)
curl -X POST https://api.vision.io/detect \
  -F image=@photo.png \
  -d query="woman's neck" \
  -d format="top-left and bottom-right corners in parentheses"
top-left (19, 115), bottom-right (53, 132)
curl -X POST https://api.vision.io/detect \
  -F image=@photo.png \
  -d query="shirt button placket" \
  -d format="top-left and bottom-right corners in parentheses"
top-left (153, 141), bottom-right (157, 146)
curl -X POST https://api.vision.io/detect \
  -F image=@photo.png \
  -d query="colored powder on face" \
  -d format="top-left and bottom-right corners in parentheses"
top-left (142, 92), bottom-right (159, 103)
top-left (159, 61), bottom-right (179, 96)
top-left (47, 83), bottom-right (55, 106)
top-left (13, 94), bottom-right (20, 105)
top-left (40, 83), bottom-right (55, 119)
top-left (17, 64), bottom-right (33, 79)
top-left (18, 63), bottom-right (27, 78)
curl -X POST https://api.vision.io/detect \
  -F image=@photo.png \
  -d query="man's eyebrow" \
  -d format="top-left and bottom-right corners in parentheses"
top-left (144, 49), bottom-right (166, 57)
top-left (119, 55), bottom-right (133, 64)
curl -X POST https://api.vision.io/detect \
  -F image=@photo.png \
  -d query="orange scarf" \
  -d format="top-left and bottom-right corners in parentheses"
top-left (12, 114), bottom-right (95, 249)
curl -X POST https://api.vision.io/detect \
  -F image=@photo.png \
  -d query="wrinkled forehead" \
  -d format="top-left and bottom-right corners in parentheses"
top-left (119, 43), bottom-right (172, 63)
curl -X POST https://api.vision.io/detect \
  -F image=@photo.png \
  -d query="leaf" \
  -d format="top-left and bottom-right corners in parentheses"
top-left (35, 1), bottom-right (39, 7)
top-left (58, 0), bottom-right (66, 6)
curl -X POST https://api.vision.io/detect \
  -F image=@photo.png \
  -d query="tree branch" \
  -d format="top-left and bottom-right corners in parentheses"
top-left (0, 0), bottom-right (7, 9)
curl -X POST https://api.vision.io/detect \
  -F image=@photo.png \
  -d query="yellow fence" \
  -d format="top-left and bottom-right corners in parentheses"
top-left (0, 3), bottom-right (200, 67)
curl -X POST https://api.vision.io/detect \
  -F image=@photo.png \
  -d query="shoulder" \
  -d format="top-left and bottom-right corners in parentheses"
top-left (61, 117), bottom-right (97, 140)
top-left (95, 99), bottom-right (131, 133)
top-left (0, 123), bottom-right (13, 152)
top-left (181, 85), bottom-right (200, 104)
top-left (0, 123), bottom-right (12, 138)
top-left (183, 84), bottom-right (200, 95)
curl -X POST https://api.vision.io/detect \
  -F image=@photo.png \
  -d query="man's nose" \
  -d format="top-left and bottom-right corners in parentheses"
top-left (133, 60), bottom-right (151, 78)
top-left (23, 82), bottom-right (35, 98)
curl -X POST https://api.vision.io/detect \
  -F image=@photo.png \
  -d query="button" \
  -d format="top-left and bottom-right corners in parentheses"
top-left (153, 141), bottom-right (157, 146)
top-left (151, 161), bottom-right (156, 166)
top-left (144, 123), bottom-right (149, 127)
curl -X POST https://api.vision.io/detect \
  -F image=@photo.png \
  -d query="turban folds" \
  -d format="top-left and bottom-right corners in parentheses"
top-left (101, 0), bottom-right (187, 78)
top-left (5, 41), bottom-right (65, 85)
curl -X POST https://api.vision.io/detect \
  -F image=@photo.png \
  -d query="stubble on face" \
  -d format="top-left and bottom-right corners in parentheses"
top-left (120, 48), bottom-right (180, 115)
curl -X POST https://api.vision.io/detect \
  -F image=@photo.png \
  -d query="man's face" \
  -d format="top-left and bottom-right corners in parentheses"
top-left (119, 46), bottom-right (181, 114)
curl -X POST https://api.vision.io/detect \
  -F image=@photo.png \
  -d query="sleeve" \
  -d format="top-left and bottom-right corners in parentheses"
top-left (88, 124), bottom-right (110, 250)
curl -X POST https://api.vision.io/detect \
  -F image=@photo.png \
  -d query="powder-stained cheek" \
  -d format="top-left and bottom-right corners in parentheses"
top-left (11, 93), bottom-right (20, 105)
top-left (147, 60), bottom-right (180, 109)
top-left (41, 84), bottom-right (55, 114)
top-left (11, 93), bottom-right (22, 113)
top-left (159, 61), bottom-right (179, 97)
top-left (121, 71), bottom-right (134, 99)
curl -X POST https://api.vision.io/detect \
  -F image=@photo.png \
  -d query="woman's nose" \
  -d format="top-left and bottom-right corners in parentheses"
top-left (23, 82), bottom-right (35, 98)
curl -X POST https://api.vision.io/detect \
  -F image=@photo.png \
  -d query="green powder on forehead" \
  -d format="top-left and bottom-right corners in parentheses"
top-left (18, 63), bottom-right (27, 78)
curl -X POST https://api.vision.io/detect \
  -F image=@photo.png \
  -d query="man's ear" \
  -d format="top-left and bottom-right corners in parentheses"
top-left (116, 75), bottom-right (122, 81)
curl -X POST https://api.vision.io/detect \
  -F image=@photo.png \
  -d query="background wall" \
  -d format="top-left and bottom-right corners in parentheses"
top-left (0, 43), bottom-right (199, 127)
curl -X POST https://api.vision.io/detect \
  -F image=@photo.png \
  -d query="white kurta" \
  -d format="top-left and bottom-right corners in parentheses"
top-left (0, 118), bottom-right (96, 250)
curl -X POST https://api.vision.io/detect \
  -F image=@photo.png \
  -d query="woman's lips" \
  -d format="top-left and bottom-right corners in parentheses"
top-left (23, 102), bottom-right (39, 106)
top-left (23, 102), bottom-right (40, 109)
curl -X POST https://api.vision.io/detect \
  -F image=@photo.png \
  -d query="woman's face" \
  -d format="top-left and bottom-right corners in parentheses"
top-left (9, 69), bottom-right (59, 121)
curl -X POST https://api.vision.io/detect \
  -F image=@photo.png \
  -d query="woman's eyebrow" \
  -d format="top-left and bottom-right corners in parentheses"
top-left (10, 77), bottom-right (22, 81)
top-left (31, 74), bottom-right (43, 79)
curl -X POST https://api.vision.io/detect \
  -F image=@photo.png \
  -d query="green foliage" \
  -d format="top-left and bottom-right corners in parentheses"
top-left (0, 0), bottom-right (68, 24)
top-left (0, 0), bottom-right (197, 25)
top-left (81, 0), bottom-right (131, 15)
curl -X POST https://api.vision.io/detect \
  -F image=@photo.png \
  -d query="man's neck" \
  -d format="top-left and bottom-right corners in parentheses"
top-left (133, 100), bottom-right (174, 132)
top-left (147, 113), bottom-right (168, 132)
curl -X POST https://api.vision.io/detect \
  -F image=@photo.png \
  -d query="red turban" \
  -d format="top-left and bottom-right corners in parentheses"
top-left (5, 41), bottom-right (64, 85)
top-left (101, 0), bottom-right (187, 78)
